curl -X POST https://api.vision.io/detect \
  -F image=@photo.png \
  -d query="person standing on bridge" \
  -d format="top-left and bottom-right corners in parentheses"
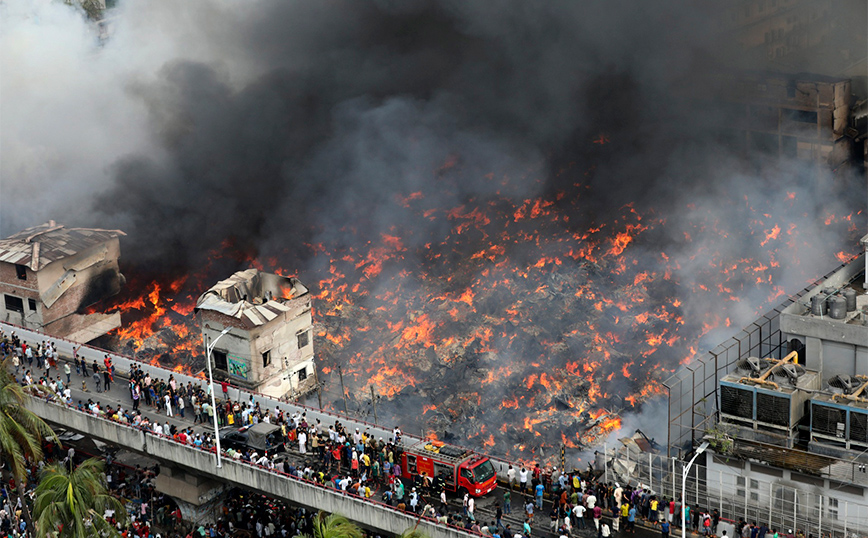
top-left (164, 393), bottom-right (173, 417)
top-left (132, 382), bottom-right (140, 411)
top-left (64, 362), bottom-right (71, 384)
top-left (103, 367), bottom-right (111, 392)
top-left (298, 429), bottom-right (307, 454)
top-left (519, 466), bottom-right (529, 493)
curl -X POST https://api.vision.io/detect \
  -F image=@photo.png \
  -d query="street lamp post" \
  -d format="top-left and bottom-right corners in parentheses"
top-left (205, 327), bottom-right (232, 468)
top-left (681, 441), bottom-right (709, 536)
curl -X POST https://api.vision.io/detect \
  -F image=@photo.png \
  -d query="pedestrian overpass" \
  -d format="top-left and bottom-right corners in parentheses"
top-left (27, 396), bottom-right (473, 538)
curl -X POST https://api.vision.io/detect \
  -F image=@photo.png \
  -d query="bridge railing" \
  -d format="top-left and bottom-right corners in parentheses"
top-left (25, 391), bottom-right (487, 538)
top-left (2, 321), bottom-right (518, 479)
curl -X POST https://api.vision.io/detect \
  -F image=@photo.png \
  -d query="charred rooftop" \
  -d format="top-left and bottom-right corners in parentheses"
top-left (196, 269), bottom-right (316, 399)
top-left (0, 221), bottom-right (126, 342)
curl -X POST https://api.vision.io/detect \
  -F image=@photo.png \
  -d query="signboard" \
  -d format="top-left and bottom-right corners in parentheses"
top-left (227, 355), bottom-right (248, 379)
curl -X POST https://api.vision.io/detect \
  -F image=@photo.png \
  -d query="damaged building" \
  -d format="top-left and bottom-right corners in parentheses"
top-left (0, 221), bottom-right (125, 342)
top-left (708, 71), bottom-right (861, 176)
top-left (195, 268), bottom-right (316, 399)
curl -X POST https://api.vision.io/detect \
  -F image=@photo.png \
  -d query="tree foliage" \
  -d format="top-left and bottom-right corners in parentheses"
top-left (33, 458), bottom-right (127, 538)
top-left (0, 357), bottom-right (59, 528)
top-left (305, 512), bottom-right (364, 538)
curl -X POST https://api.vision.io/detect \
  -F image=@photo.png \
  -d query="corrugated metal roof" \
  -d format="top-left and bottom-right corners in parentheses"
top-left (195, 268), bottom-right (309, 329)
top-left (0, 222), bottom-right (124, 271)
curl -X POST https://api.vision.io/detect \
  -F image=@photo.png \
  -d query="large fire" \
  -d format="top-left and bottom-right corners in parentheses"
top-left (93, 148), bottom-right (864, 465)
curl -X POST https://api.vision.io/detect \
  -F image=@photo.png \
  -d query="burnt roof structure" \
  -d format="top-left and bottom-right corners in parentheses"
top-left (195, 268), bottom-right (309, 328)
top-left (0, 220), bottom-right (125, 271)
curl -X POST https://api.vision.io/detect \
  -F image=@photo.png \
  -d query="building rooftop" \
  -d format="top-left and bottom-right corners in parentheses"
top-left (195, 268), bottom-right (309, 328)
top-left (0, 221), bottom-right (125, 271)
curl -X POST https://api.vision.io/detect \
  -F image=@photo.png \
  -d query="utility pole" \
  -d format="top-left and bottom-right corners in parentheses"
top-left (337, 364), bottom-right (348, 414)
top-left (315, 368), bottom-right (323, 409)
top-left (370, 385), bottom-right (378, 424)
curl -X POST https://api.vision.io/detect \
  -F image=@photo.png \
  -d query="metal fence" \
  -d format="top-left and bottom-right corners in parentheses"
top-left (604, 443), bottom-right (868, 536)
top-left (662, 262), bottom-right (853, 459)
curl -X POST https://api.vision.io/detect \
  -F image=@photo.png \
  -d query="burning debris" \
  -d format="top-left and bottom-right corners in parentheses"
top-left (85, 156), bottom-right (863, 467)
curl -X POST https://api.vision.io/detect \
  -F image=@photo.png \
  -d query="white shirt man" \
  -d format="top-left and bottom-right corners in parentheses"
top-left (507, 465), bottom-right (516, 487)
top-left (586, 493), bottom-right (597, 509)
top-left (298, 431), bottom-right (308, 454)
top-left (574, 504), bottom-right (586, 521)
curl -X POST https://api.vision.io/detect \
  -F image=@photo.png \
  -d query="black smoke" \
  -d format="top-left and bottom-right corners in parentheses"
top-left (86, 0), bottom-right (758, 273)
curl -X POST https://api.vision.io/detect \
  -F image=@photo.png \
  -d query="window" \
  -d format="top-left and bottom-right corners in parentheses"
top-left (750, 492), bottom-right (759, 501)
top-left (750, 479), bottom-right (760, 489)
top-left (407, 455), bottom-right (417, 474)
top-left (737, 489), bottom-right (746, 498)
top-left (213, 350), bottom-right (228, 371)
top-left (434, 463), bottom-right (454, 487)
top-left (828, 497), bottom-right (838, 519)
top-left (298, 367), bottom-right (308, 381)
top-left (4, 295), bottom-right (23, 313)
top-left (736, 476), bottom-right (746, 486)
top-left (262, 350), bottom-right (271, 368)
top-left (15, 264), bottom-right (26, 280)
top-left (297, 331), bottom-right (310, 349)
top-left (784, 108), bottom-right (817, 124)
top-left (28, 299), bottom-right (37, 311)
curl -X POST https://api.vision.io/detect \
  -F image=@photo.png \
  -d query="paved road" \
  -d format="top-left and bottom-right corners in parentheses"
top-left (4, 324), bottom-right (670, 537)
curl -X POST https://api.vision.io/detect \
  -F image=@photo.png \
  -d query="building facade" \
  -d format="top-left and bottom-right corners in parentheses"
top-left (195, 268), bottom-right (316, 399)
top-left (665, 244), bottom-right (868, 533)
top-left (0, 221), bottom-right (125, 342)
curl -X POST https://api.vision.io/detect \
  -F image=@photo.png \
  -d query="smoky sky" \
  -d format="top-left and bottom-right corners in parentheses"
top-left (1, 0), bottom-right (865, 311)
top-left (3, 0), bottom-right (867, 458)
top-left (4, 0), bottom-right (746, 268)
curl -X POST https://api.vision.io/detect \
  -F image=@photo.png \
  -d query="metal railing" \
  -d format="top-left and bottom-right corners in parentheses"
top-left (604, 442), bottom-right (868, 536)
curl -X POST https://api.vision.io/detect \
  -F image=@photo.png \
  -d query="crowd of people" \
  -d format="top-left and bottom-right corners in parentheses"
top-left (2, 329), bottom-right (824, 538)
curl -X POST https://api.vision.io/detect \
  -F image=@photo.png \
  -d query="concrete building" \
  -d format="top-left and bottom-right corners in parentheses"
top-left (716, 0), bottom-right (867, 78)
top-left (666, 243), bottom-right (868, 532)
top-left (708, 71), bottom-right (858, 174)
top-left (195, 268), bottom-right (316, 399)
top-left (0, 221), bottom-right (125, 342)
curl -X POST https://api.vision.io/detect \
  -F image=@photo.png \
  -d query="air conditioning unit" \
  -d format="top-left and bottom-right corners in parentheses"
top-left (809, 376), bottom-right (868, 451)
top-left (719, 352), bottom-right (821, 443)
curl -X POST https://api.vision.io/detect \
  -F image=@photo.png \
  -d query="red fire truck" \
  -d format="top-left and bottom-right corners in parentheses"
top-left (400, 440), bottom-right (497, 497)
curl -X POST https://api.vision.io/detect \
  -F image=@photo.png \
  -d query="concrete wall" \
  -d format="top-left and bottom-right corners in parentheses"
top-left (26, 397), bottom-right (480, 538)
top-left (0, 238), bottom-right (122, 339)
top-left (199, 293), bottom-right (315, 398)
top-left (0, 262), bottom-right (40, 328)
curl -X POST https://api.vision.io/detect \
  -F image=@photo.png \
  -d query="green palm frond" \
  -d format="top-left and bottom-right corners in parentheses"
top-left (0, 359), bottom-right (57, 489)
top-left (301, 511), bottom-right (364, 538)
top-left (398, 529), bottom-right (432, 538)
top-left (34, 459), bottom-right (126, 537)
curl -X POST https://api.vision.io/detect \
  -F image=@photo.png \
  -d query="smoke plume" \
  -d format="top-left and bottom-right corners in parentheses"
top-left (2, 0), bottom-right (866, 459)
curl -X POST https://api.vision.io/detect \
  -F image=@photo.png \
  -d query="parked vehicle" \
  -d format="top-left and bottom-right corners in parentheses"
top-left (219, 423), bottom-right (285, 456)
